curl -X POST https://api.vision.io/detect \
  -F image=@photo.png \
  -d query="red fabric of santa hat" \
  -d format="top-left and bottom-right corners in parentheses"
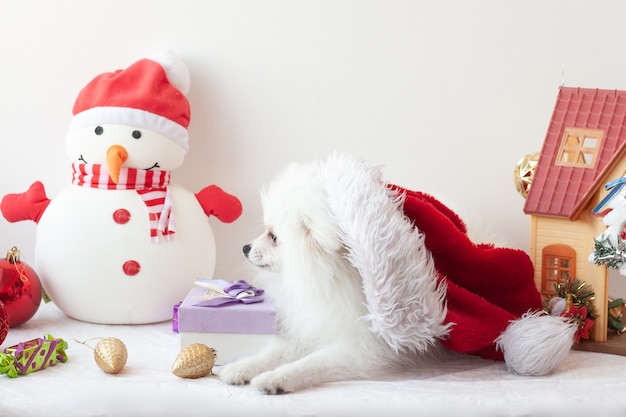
top-left (394, 185), bottom-right (541, 360)
top-left (320, 152), bottom-right (574, 375)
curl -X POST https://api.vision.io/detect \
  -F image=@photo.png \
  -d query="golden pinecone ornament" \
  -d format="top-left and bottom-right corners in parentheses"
top-left (171, 343), bottom-right (216, 379)
top-left (513, 152), bottom-right (540, 198)
top-left (94, 337), bottom-right (128, 374)
top-left (76, 337), bottom-right (128, 374)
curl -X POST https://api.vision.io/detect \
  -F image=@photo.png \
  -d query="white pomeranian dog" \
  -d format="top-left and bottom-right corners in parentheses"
top-left (218, 153), bottom-right (575, 394)
top-left (218, 161), bottom-right (420, 394)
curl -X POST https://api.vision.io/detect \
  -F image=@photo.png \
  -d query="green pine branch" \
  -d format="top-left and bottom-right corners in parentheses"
top-left (593, 235), bottom-right (626, 269)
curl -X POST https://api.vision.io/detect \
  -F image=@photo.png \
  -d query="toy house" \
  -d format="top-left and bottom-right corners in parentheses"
top-left (524, 86), bottom-right (626, 346)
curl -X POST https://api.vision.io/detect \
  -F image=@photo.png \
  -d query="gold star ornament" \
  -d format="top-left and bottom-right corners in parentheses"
top-left (514, 152), bottom-right (540, 198)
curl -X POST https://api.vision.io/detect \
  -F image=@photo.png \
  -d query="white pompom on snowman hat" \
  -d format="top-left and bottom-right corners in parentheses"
top-left (68, 51), bottom-right (191, 151)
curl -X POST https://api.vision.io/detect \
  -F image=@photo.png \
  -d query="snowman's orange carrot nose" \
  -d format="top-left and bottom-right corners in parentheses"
top-left (106, 145), bottom-right (128, 184)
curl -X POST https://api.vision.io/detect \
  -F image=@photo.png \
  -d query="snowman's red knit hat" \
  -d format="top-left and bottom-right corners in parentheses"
top-left (69, 52), bottom-right (191, 151)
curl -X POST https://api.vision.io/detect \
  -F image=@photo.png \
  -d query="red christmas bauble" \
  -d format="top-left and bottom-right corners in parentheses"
top-left (0, 301), bottom-right (8, 345)
top-left (0, 247), bottom-right (42, 327)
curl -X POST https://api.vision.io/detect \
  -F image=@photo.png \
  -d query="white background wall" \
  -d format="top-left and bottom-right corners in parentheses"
top-left (2, 1), bottom-right (626, 294)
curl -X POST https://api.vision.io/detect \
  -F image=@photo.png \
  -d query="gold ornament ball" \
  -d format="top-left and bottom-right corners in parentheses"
top-left (514, 152), bottom-right (540, 198)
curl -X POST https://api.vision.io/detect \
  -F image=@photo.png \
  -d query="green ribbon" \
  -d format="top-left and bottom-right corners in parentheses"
top-left (53, 335), bottom-right (69, 363)
top-left (0, 353), bottom-right (18, 378)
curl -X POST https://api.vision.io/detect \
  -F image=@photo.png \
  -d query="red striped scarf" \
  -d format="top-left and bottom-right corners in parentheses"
top-left (71, 163), bottom-right (176, 243)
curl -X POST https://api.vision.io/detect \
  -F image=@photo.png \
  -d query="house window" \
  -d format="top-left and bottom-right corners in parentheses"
top-left (555, 127), bottom-right (603, 168)
top-left (541, 244), bottom-right (576, 294)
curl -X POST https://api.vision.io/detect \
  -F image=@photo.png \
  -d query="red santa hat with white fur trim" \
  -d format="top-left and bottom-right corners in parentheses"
top-left (319, 152), bottom-right (576, 376)
top-left (69, 51), bottom-right (191, 151)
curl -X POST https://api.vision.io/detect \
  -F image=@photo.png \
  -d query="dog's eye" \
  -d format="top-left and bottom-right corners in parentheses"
top-left (269, 232), bottom-right (278, 244)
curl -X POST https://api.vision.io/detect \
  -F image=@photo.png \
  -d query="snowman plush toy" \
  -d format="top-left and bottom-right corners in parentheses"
top-left (1, 52), bottom-right (242, 324)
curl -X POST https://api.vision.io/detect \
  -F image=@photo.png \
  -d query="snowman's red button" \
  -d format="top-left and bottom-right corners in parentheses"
top-left (113, 209), bottom-right (131, 224)
top-left (122, 260), bottom-right (141, 276)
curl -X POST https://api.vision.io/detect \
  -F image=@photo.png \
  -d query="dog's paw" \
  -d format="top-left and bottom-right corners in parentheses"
top-left (250, 370), bottom-right (289, 394)
top-left (250, 368), bottom-right (311, 395)
top-left (218, 360), bottom-right (263, 386)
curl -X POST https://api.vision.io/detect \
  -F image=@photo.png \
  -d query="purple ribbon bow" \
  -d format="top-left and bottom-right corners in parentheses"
top-left (193, 278), bottom-right (265, 307)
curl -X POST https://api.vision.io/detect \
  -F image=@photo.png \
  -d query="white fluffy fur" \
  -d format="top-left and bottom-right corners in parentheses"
top-left (318, 153), bottom-right (450, 352)
top-left (220, 152), bottom-right (574, 394)
top-left (219, 157), bottom-right (424, 394)
top-left (496, 312), bottom-right (576, 375)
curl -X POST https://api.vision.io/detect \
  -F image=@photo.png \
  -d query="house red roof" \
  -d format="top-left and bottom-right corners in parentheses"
top-left (524, 87), bottom-right (626, 219)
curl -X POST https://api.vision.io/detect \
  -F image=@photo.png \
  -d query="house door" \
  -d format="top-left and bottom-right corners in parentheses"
top-left (541, 244), bottom-right (576, 295)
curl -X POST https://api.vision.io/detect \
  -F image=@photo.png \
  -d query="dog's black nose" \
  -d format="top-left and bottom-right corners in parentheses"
top-left (242, 244), bottom-right (251, 256)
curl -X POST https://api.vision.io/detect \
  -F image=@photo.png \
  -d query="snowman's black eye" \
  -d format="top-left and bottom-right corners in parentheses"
top-left (95, 126), bottom-right (103, 135)
top-left (132, 130), bottom-right (142, 139)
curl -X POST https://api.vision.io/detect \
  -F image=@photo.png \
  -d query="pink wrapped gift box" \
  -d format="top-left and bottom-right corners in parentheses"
top-left (178, 286), bottom-right (277, 365)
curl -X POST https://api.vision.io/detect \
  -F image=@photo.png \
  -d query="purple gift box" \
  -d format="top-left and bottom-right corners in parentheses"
top-left (172, 301), bottom-right (182, 332)
top-left (177, 286), bottom-right (277, 364)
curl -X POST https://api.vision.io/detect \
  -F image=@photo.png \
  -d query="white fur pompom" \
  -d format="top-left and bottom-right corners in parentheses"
top-left (148, 50), bottom-right (190, 95)
top-left (495, 311), bottom-right (576, 376)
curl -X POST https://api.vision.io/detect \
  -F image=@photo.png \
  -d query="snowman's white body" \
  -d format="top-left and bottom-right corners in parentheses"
top-left (7, 53), bottom-right (237, 324)
top-left (36, 183), bottom-right (215, 324)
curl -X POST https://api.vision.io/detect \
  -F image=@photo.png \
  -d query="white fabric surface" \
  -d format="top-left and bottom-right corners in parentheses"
top-left (2, 302), bottom-right (626, 417)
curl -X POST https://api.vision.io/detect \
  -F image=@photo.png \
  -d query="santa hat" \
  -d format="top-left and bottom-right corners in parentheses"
top-left (318, 152), bottom-right (576, 375)
top-left (68, 51), bottom-right (191, 151)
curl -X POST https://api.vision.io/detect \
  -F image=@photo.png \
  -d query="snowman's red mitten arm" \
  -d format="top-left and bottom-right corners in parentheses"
top-left (195, 185), bottom-right (243, 223)
top-left (1, 181), bottom-right (51, 224)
